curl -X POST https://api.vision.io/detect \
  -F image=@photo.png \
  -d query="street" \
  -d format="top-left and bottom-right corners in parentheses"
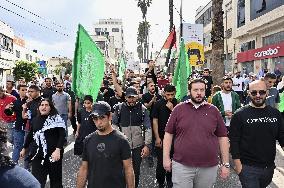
top-left (12, 124), bottom-right (280, 188)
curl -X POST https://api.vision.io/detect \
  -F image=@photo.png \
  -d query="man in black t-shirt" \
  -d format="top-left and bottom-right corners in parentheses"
top-left (76, 101), bottom-right (135, 188)
top-left (229, 80), bottom-right (284, 188)
top-left (152, 84), bottom-right (177, 188)
top-left (202, 68), bottom-right (213, 98)
top-left (41, 78), bottom-right (57, 101)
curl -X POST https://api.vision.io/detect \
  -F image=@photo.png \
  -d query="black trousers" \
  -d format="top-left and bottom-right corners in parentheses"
top-left (132, 146), bottom-right (143, 188)
top-left (156, 147), bottom-right (172, 187)
top-left (70, 115), bottom-right (77, 134)
top-left (32, 158), bottom-right (63, 188)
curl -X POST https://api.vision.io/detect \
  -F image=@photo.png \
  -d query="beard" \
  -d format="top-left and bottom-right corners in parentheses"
top-left (57, 89), bottom-right (63, 92)
top-left (251, 97), bottom-right (266, 107)
top-left (224, 87), bottom-right (232, 92)
top-left (191, 95), bottom-right (204, 104)
top-left (97, 126), bottom-right (106, 132)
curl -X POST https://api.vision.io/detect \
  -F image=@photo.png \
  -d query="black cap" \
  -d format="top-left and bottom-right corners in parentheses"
top-left (90, 101), bottom-right (111, 117)
top-left (125, 87), bottom-right (138, 97)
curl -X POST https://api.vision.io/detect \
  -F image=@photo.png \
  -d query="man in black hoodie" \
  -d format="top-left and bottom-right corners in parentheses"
top-left (229, 80), bottom-right (284, 188)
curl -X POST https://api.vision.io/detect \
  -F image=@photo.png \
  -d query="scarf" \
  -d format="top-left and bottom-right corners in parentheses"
top-left (33, 115), bottom-right (66, 160)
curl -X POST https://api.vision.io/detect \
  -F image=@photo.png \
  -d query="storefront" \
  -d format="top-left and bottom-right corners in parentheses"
top-left (237, 41), bottom-right (284, 75)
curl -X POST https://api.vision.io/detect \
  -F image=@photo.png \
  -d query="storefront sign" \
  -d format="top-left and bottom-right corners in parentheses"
top-left (237, 41), bottom-right (284, 63)
top-left (0, 59), bottom-right (13, 69)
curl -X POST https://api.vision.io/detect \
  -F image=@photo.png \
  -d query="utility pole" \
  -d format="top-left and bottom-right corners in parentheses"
top-left (165, 0), bottom-right (174, 67)
top-left (180, 0), bottom-right (183, 38)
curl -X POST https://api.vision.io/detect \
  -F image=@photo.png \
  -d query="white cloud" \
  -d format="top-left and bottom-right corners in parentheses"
top-left (0, 0), bottom-right (211, 59)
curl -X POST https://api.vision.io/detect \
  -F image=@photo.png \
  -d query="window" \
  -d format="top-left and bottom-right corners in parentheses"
top-left (0, 34), bottom-right (13, 52)
top-left (30, 55), bottom-right (32, 62)
top-left (26, 54), bottom-right (29, 61)
top-left (112, 28), bottom-right (119, 32)
top-left (95, 28), bottom-right (101, 32)
top-left (263, 31), bottom-right (284, 46)
top-left (250, 0), bottom-right (284, 20)
top-left (195, 6), bottom-right (212, 26)
top-left (16, 50), bottom-right (20, 58)
top-left (225, 28), bottom-right (232, 39)
top-left (237, 0), bottom-right (245, 27)
top-left (240, 40), bottom-right (255, 52)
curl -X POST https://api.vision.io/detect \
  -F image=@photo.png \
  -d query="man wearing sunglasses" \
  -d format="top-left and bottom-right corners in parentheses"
top-left (229, 80), bottom-right (284, 188)
top-left (77, 101), bottom-right (135, 188)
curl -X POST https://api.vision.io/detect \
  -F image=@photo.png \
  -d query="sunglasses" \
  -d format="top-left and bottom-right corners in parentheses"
top-left (250, 90), bottom-right (266, 96)
top-left (92, 115), bottom-right (106, 121)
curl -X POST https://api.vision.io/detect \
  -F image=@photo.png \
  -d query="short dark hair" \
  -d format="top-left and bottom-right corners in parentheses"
top-left (188, 78), bottom-right (206, 91)
top-left (222, 76), bottom-right (233, 82)
top-left (84, 95), bottom-right (93, 103)
top-left (164, 84), bottom-right (176, 92)
top-left (29, 85), bottom-right (40, 92)
top-left (17, 84), bottom-right (28, 91)
top-left (264, 73), bottom-right (277, 80)
top-left (129, 81), bottom-right (139, 87)
top-left (203, 68), bottom-right (209, 72)
top-left (6, 80), bottom-right (15, 86)
top-left (44, 77), bottom-right (52, 82)
top-left (37, 98), bottom-right (58, 117)
top-left (147, 80), bottom-right (155, 86)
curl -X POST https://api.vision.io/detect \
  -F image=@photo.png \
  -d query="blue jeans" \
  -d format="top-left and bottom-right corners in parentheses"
top-left (7, 122), bottom-right (15, 144)
top-left (60, 114), bottom-right (68, 139)
top-left (0, 165), bottom-right (41, 188)
top-left (12, 129), bottom-right (25, 163)
top-left (238, 164), bottom-right (275, 188)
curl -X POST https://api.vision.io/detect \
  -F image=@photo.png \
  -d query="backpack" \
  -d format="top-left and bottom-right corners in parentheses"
top-left (115, 102), bottom-right (146, 131)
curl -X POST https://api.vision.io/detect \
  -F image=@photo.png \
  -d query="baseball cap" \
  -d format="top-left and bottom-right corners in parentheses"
top-left (125, 87), bottom-right (138, 97)
top-left (90, 101), bottom-right (111, 117)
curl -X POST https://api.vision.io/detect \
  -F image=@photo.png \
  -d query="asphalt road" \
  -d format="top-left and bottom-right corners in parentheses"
top-left (8, 124), bottom-right (284, 188)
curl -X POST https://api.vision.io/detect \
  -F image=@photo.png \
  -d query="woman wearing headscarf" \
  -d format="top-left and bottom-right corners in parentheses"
top-left (20, 98), bottom-right (66, 188)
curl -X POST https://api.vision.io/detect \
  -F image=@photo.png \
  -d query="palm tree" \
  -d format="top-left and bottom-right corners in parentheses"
top-left (137, 21), bottom-right (150, 63)
top-left (211, 0), bottom-right (225, 85)
top-left (137, 0), bottom-right (152, 62)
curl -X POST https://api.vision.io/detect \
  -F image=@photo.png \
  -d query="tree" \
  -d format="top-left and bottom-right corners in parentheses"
top-left (13, 61), bottom-right (38, 82)
top-left (137, 21), bottom-right (150, 63)
top-left (211, 0), bottom-right (225, 85)
top-left (137, 0), bottom-right (152, 62)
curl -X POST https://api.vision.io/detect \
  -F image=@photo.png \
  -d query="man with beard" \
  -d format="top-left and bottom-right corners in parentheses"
top-left (212, 76), bottom-right (241, 131)
top-left (229, 80), bottom-right (284, 188)
top-left (152, 84), bottom-right (177, 188)
top-left (76, 101), bottom-right (135, 188)
top-left (163, 78), bottom-right (230, 188)
top-left (202, 68), bottom-right (213, 99)
top-left (112, 87), bottom-right (152, 188)
top-left (52, 82), bottom-right (71, 139)
top-left (263, 73), bottom-right (280, 109)
top-left (42, 78), bottom-right (57, 101)
top-left (141, 81), bottom-right (162, 167)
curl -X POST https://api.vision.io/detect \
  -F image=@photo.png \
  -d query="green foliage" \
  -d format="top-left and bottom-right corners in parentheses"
top-left (13, 61), bottom-right (38, 82)
top-left (137, 0), bottom-right (152, 19)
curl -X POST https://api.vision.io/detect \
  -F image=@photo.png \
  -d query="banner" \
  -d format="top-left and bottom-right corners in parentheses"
top-left (72, 24), bottom-right (105, 101)
top-left (183, 23), bottom-right (205, 66)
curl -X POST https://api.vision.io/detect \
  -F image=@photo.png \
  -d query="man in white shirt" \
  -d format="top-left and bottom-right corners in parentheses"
top-left (212, 76), bottom-right (241, 131)
top-left (232, 71), bottom-right (245, 104)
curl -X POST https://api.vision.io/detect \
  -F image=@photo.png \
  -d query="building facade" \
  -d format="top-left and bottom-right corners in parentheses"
top-left (235, 0), bottom-right (284, 76)
top-left (0, 20), bottom-right (15, 85)
top-left (93, 18), bottom-right (125, 59)
top-left (195, 0), bottom-right (284, 75)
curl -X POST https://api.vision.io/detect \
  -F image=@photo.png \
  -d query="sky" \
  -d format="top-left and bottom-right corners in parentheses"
top-left (0, 0), bottom-right (210, 60)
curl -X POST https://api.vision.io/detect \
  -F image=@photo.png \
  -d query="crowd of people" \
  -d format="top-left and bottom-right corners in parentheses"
top-left (0, 60), bottom-right (284, 188)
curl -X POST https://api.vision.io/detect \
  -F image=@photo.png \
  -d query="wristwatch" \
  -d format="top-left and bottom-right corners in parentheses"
top-left (222, 163), bottom-right (230, 168)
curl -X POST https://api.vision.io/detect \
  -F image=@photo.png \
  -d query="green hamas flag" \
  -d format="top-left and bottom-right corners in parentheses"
top-left (72, 24), bottom-right (105, 101)
top-left (173, 38), bottom-right (191, 101)
top-left (118, 56), bottom-right (126, 81)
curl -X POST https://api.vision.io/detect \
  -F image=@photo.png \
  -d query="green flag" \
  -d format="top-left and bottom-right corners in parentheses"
top-left (72, 24), bottom-right (105, 101)
top-left (118, 56), bottom-right (126, 81)
top-left (173, 38), bottom-right (191, 101)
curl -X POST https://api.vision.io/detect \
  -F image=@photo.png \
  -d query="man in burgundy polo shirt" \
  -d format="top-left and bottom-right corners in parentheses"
top-left (163, 78), bottom-right (230, 188)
